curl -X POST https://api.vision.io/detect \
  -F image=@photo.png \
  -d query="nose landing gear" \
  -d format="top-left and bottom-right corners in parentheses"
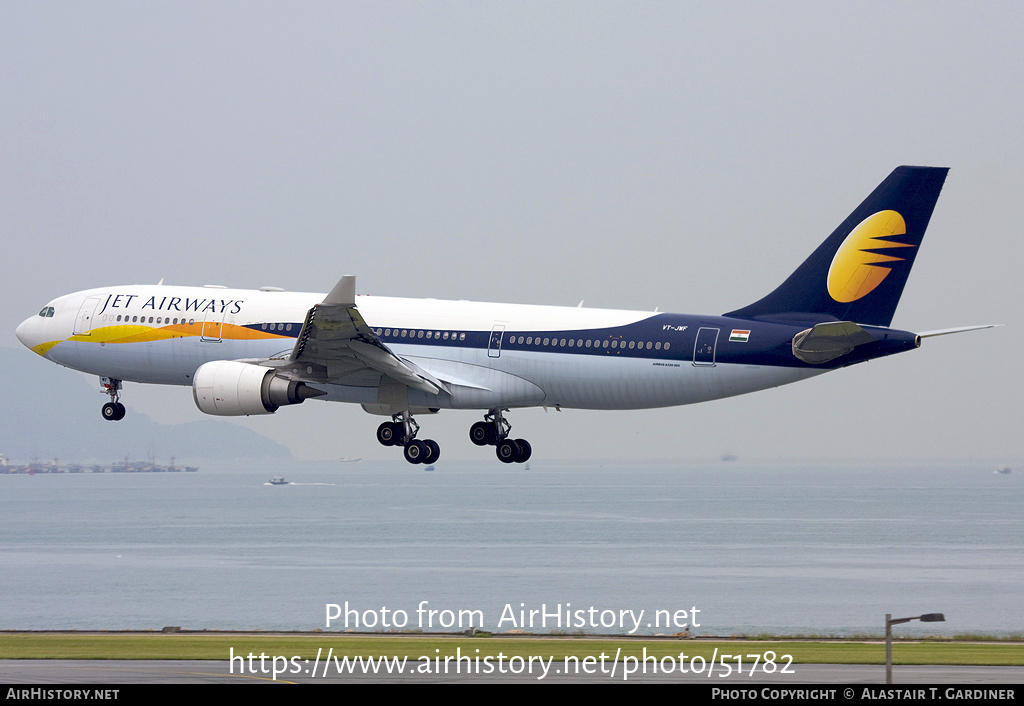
top-left (100, 377), bottom-right (125, 421)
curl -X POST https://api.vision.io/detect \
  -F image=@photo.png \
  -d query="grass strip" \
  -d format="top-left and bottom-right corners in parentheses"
top-left (1, 634), bottom-right (1022, 665)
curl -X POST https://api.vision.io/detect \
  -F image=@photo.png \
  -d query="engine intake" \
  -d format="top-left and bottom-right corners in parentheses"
top-left (192, 360), bottom-right (325, 416)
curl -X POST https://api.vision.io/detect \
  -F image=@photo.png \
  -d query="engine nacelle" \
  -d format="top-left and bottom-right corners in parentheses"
top-left (192, 360), bottom-right (325, 416)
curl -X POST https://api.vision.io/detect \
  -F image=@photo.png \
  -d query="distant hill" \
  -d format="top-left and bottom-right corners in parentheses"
top-left (0, 347), bottom-right (292, 463)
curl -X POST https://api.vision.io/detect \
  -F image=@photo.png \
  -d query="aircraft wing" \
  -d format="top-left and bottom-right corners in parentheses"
top-left (268, 276), bottom-right (445, 395)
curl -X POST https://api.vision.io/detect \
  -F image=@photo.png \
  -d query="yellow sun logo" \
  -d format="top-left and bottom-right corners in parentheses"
top-left (827, 210), bottom-right (914, 303)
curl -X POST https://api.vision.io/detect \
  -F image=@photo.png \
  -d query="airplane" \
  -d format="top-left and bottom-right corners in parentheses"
top-left (15, 166), bottom-right (997, 465)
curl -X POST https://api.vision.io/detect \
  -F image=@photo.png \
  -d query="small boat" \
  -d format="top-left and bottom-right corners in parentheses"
top-left (994, 466), bottom-right (1012, 475)
top-left (269, 476), bottom-right (290, 485)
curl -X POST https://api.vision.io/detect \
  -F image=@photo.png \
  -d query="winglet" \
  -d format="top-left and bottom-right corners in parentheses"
top-left (323, 275), bottom-right (356, 307)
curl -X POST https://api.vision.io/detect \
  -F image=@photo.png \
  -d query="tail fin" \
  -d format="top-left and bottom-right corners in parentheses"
top-left (725, 166), bottom-right (949, 327)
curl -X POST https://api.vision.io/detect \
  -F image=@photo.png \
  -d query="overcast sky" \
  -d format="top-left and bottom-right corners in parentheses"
top-left (2, 1), bottom-right (1020, 463)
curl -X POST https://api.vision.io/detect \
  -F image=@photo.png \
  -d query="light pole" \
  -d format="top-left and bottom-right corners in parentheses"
top-left (885, 612), bottom-right (945, 683)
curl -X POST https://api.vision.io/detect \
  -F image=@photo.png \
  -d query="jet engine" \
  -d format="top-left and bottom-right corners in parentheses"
top-left (192, 360), bottom-right (325, 416)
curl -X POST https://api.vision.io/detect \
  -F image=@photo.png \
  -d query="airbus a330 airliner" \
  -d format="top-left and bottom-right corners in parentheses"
top-left (16, 167), bottom-right (995, 464)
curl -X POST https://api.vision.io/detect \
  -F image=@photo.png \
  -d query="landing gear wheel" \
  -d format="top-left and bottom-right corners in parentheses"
top-left (377, 421), bottom-right (401, 446)
top-left (404, 440), bottom-right (427, 464)
top-left (422, 439), bottom-right (440, 464)
top-left (469, 421), bottom-right (495, 446)
top-left (496, 439), bottom-right (521, 464)
top-left (102, 402), bottom-right (124, 421)
top-left (513, 438), bottom-right (532, 463)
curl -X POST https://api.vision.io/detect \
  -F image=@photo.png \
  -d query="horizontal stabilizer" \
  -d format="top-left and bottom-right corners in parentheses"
top-left (792, 321), bottom-right (877, 364)
top-left (917, 324), bottom-right (1002, 338)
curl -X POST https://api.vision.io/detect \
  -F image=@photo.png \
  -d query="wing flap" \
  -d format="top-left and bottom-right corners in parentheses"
top-left (348, 340), bottom-right (441, 395)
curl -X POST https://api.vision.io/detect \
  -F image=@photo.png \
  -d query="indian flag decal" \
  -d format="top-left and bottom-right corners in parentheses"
top-left (730, 329), bottom-right (750, 343)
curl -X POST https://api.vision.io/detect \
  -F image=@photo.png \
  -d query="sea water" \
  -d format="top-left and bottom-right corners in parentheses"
top-left (1, 460), bottom-right (1020, 637)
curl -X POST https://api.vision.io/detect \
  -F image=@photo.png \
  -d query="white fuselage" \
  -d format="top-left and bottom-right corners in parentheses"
top-left (16, 284), bottom-right (823, 414)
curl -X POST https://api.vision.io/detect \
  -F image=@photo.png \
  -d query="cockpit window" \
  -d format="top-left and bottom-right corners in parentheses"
top-left (38, 307), bottom-right (55, 318)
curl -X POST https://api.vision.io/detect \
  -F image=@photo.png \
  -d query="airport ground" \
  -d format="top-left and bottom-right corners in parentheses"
top-left (1, 632), bottom-right (1022, 684)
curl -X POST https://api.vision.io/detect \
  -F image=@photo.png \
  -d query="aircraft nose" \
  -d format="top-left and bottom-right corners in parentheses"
top-left (16, 316), bottom-right (44, 355)
top-left (16, 318), bottom-right (31, 346)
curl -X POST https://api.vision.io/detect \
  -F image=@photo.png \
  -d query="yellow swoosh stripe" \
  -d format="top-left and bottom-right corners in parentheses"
top-left (61, 323), bottom-right (293, 346)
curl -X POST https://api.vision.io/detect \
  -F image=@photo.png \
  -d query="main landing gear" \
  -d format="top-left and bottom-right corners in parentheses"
top-left (470, 408), bottom-right (532, 464)
top-left (376, 412), bottom-right (440, 465)
top-left (376, 408), bottom-right (533, 466)
top-left (100, 377), bottom-right (125, 421)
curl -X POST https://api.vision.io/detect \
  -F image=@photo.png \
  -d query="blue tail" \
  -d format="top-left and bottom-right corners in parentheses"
top-left (725, 166), bottom-right (948, 327)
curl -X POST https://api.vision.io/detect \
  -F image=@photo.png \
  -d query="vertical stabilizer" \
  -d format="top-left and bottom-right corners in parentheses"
top-left (725, 166), bottom-right (948, 326)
